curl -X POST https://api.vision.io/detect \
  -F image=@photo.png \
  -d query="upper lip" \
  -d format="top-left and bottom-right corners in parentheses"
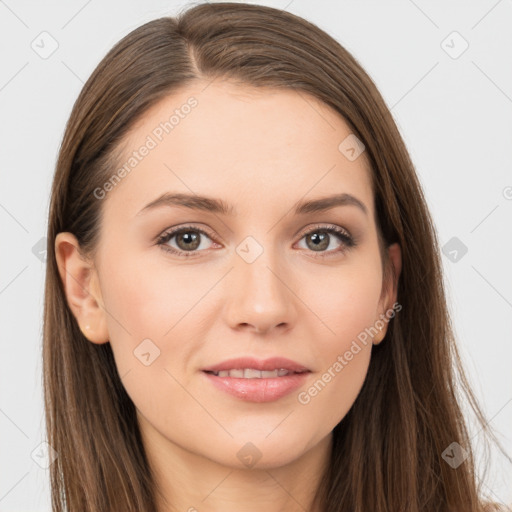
top-left (202, 357), bottom-right (310, 373)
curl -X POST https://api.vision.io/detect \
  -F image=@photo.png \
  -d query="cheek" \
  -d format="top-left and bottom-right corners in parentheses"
top-left (98, 249), bottom-right (216, 403)
top-left (294, 261), bottom-right (381, 421)
top-left (97, 257), bottom-right (200, 428)
top-left (100, 247), bottom-right (214, 343)
top-left (297, 286), bottom-right (377, 428)
top-left (303, 257), bottom-right (383, 350)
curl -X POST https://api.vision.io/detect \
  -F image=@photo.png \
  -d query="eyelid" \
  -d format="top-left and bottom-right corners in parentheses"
top-left (295, 222), bottom-right (351, 240)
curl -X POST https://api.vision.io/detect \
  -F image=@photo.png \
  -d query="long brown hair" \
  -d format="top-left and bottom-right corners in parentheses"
top-left (43, 2), bottom-right (510, 510)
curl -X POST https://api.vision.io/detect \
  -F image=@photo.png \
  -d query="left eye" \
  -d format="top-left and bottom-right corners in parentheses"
top-left (156, 224), bottom-right (356, 258)
top-left (296, 225), bottom-right (355, 255)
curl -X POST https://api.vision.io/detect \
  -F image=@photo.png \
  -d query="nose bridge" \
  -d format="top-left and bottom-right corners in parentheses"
top-left (225, 234), bottom-right (297, 332)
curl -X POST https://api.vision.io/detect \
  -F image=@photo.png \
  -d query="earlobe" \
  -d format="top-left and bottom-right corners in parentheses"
top-left (54, 232), bottom-right (109, 344)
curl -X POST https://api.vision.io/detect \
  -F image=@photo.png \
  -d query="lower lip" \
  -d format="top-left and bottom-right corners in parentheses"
top-left (202, 371), bottom-right (310, 403)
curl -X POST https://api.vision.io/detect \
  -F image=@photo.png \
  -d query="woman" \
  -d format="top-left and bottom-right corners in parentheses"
top-left (43, 2), bottom-right (510, 511)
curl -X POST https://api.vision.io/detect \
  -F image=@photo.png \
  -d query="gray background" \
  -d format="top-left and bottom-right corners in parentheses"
top-left (1, 0), bottom-right (511, 510)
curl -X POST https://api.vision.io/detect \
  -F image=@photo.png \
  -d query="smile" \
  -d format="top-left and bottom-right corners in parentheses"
top-left (204, 368), bottom-right (308, 378)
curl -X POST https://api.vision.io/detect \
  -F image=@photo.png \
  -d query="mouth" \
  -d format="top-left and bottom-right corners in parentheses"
top-left (204, 368), bottom-right (309, 378)
top-left (201, 357), bottom-right (311, 402)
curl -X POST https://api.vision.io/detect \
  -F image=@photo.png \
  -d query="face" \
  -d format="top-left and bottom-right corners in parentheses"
top-left (57, 80), bottom-right (401, 470)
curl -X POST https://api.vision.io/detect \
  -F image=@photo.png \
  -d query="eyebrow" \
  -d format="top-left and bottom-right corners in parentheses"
top-left (136, 192), bottom-right (368, 217)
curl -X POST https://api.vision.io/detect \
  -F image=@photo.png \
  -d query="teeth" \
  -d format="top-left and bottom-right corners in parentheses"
top-left (211, 368), bottom-right (294, 378)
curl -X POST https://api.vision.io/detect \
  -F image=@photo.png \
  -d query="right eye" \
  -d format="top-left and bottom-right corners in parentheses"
top-left (156, 225), bottom-right (220, 258)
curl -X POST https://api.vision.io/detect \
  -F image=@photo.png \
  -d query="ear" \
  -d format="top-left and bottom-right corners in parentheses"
top-left (373, 242), bottom-right (402, 345)
top-left (54, 232), bottom-right (109, 344)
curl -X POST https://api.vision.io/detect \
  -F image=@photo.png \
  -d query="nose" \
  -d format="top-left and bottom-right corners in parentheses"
top-left (223, 246), bottom-right (298, 336)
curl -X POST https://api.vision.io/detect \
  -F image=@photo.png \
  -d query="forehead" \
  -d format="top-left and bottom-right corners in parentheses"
top-left (104, 80), bottom-right (374, 220)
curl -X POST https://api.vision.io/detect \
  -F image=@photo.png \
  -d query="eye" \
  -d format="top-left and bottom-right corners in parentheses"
top-left (295, 224), bottom-right (356, 257)
top-left (156, 225), bottom-right (218, 258)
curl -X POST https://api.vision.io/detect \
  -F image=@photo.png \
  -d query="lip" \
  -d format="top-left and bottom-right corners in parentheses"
top-left (201, 357), bottom-right (311, 403)
top-left (203, 372), bottom-right (310, 403)
top-left (202, 356), bottom-right (310, 373)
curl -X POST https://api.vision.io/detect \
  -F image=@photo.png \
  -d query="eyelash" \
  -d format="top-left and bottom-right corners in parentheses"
top-left (155, 223), bottom-right (357, 259)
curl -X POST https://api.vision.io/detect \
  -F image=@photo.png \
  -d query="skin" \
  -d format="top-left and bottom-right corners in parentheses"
top-left (55, 79), bottom-right (401, 512)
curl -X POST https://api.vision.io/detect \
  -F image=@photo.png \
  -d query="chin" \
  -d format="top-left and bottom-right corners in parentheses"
top-left (206, 432), bottom-right (323, 471)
